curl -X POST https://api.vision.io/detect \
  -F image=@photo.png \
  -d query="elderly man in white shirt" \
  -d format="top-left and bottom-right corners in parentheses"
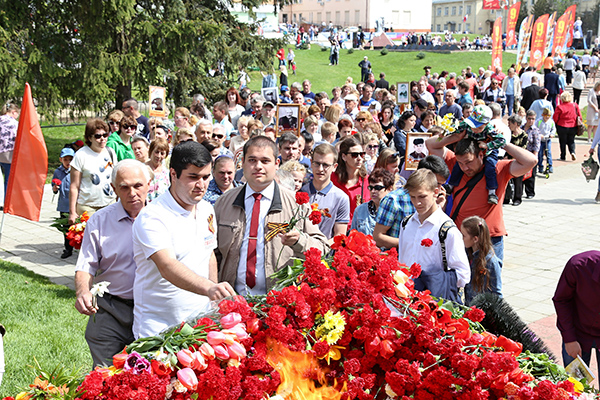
top-left (74, 159), bottom-right (150, 367)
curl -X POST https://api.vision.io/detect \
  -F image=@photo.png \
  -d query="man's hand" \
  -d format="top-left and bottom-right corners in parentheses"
top-left (280, 230), bottom-right (301, 247)
top-left (564, 341), bottom-right (582, 359)
top-left (207, 282), bottom-right (236, 301)
top-left (75, 291), bottom-right (97, 316)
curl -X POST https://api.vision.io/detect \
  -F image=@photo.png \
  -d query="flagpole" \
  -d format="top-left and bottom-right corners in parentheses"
top-left (0, 212), bottom-right (6, 245)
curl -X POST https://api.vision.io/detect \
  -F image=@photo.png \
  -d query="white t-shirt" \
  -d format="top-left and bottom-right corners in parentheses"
top-left (71, 146), bottom-right (115, 207)
top-left (132, 190), bottom-right (217, 338)
top-left (582, 54), bottom-right (591, 66)
top-left (563, 58), bottom-right (576, 71)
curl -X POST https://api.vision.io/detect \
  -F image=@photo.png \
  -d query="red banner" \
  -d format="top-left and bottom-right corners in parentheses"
top-left (552, 13), bottom-right (570, 57)
top-left (530, 14), bottom-right (549, 71)
top-left (483, 0), bottom-right (501, 10)
top-left (4, 83), bottom-right (48, 221)
top-left (492, 17), bottom-right (503, 70)
top-left (565, 5), bottom-right (577, 47)
top-left (506, 2), bottom-right (520, 47)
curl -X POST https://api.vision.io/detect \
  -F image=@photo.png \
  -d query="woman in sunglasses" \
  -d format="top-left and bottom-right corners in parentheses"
top-left (106, 110), bottom-right (124, 134)
top-left (350, 168), bottom-right (394, 236)
top-left (68, 118), bottom-right (117, 225)
top-left (331, 136), bottom-right (370, 223)
top-left (106, 115), bottom-right (136, 161)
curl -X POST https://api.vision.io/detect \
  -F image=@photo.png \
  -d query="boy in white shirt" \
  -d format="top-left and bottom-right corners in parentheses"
top-left (536, 108), bottom-right (556, 174)
top-left (398, 169), bottom-right (470, 302)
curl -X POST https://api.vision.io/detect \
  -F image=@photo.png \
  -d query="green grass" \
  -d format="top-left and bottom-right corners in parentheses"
top-left (42, 125), bottom-right (85, 183)
top-left (248, 45), bottom-right (518, 94)
top-left (0, 260), bottom-right (91, 397)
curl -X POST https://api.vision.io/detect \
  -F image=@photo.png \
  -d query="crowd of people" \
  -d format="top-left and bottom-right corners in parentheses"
top-left (35, 52), bottom-right (600, 370)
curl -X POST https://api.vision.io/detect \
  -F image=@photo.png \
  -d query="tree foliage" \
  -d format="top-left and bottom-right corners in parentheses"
top-left (0, 0), bottom-right (287, 117)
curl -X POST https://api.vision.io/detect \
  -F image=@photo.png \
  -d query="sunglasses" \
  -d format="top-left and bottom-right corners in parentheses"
top-left (356, 118), bottom-right (366, 122)
top-left (123, 125), bottom-right (137, 130)
top-left (346, 151), bottom-right (365, 158)
top-left (368, 184), bottom-right (386, 191)
top-left (94, 133), bottom-right (110, 139)
top-left (367, 145), bottom-right (379, 150)
top-left (108, 121), bottom-right (120, 125)
top-left (212, 134), bottom-right (224, 139)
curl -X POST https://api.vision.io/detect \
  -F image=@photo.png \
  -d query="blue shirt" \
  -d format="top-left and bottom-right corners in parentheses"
top-left (464, 250), bottom-right (503, 304)
top-left (52, 165), bottom-right (71, 213)
top-left (204, 179), bottom-right (238, 205)
top-left (505, 77), bottom-right (515, 95)
top-left (375, 187), bottom-right (415, 242)
top-left (350, 201), bottom-right (376, 235)
top-left (301, 181), bottom-right (350, 239)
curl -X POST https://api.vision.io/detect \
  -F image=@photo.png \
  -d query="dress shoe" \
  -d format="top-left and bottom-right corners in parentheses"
top-left (61, 249), bottom-right (73, 259)
top-left (512, 200), bottom-right (522, 206)
top-left (526, 194), bottom-right (535, 199)
top-left (571, 153), bottom-right (577, 161)
top-left (595, 192), bottom-right (600, 203)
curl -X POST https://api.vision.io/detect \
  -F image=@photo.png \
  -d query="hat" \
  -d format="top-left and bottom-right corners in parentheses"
top-left (281, 85), bottom-right (289, 92)
top-left (465, 105), bottom-right (492, 129)
top-left (413, 138), bottom-right (425, 145)
top-left (74, 140), bottom-right (84, 147)
top-left (263, 101), bottom-right (275, 108)
top-left (364, 56), bottom-right (368, 59)
top-left (60, 147), bottom-right (75, 158)
top-left (344, 94), bottom-right (358, 101)
top-left (414, 98), bottom-right (428, 110)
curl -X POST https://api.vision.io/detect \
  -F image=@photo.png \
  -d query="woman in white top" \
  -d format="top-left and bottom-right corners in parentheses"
top-left (572, 65), bottom-right (587, 105)
top-left (587, 82), bottom-right (600, 143)
top-left (563, 54), bottom-right (577, 85)
top-left (69, 118), bottom-right (116, 224)
top-left (226, 87), bottom-right (245, 129)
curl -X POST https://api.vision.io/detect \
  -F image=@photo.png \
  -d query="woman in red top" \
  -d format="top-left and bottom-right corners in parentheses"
top-left (331, 136), bottom-right (370, 223)
top-left (553, 91), bottom-right (581, 161)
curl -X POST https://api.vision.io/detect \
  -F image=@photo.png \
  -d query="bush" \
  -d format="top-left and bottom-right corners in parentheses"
top-left (348, 48), bottom-right (354, 54)
top-left (416, 52), bottom-right (426, 60)
top-left (299, 42), bottom-right (309, 50)
top-left (321, 46), bottom-right (329, 52)
top-left (380, 48), bottom-right (389, 56)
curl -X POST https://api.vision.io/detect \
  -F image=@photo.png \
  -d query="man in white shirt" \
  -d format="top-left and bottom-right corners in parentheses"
top-left (417, 79), bottom-right (435, 104)
top-left (131, 141), bottom-right (235, 338)
top-left (75, 159), bottom-right (150, 366)
top-left (520, 66), bottom-right (536, 89)
top-left (397, 169), bottom-right (470, 301)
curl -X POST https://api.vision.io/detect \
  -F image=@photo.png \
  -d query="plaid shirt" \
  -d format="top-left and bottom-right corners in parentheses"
top-left (458, 121), bottom-right (506, 154)
top-left (375, 187), bottom-right (415, 239)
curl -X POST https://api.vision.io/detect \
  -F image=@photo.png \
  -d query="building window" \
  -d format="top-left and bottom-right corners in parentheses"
top-left (293, 13), bottom-right (297, 22)
top-left (317, 12), bottom-right (322, 23)
top-left (466, 5), bottom-right (471, 14)
top-left (466, 23), bottom-right (471, 32)
top-left (444, 7), bottom-right (449, 16)
top-left (458, 23), bottom-right (461, 31)
top-left (437, 7), bottom-right (441, 16)
top-left (309, 12), bottom-right (313, 22)
top-left (459, 6), bottom-right (463, 15)
top-left (335, 11), bottom-right (340, 24)
top-left (282, 14), bottom-right (288, 23)
top-left (452, 6), bottom-right (456, 15)
top-left (326, 11), bottom-right (331, 23)
top-left (299, 13), bottom-right (303, 21)
top-left (437, 24), bottom-right (441, 31)
top-left (345, 10), bottom-right (350, 25)
top-left (355, 10), bottom-right (360, 24)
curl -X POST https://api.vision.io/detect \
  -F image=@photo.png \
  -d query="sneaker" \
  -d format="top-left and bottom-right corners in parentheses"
top-left (488, 194), bottom-right (499, 205)
top-left (61, 249), bottom-right (73, 259)
top-left (595, 192), bottom-right (600, 203)
top-left (549, 167), bottom-right (554, 173)
top-left (571, 153), bottom-right (577, 161)
top-left (526, 194), bottom-right (535, 199)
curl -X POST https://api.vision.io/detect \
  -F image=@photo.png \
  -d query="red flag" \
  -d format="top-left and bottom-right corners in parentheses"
top-left (564, 5), bottom-right (577, 47)
top-left (492, 17), bottom-right (503, 70)
top-left (530, 14), bottom-right (549, 71)
top-left (506, 2), bottom-right (521, 47)
top-left (4, 83), bottom-right (48, 221)
top-left (483, 0), bottom-right (501, 9)
top-left (552, 13), bottom-right (570, 58)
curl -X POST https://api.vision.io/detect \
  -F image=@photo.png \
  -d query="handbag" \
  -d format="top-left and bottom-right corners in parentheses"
top-left (581, 154), bottom-right (600, 182)
top-left (575, 103), bottom-right (585, 136)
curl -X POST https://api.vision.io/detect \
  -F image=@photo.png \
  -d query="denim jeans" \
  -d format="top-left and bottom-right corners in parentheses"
top-left (538, 139), bottom-right (553, 172)
top-left (0, 162), bottom-right (10, 196)
top-left (491, 235), bottom-right (504, 262)
top-left (506, 94), bottom-right (515, 116)
top-left (562, 340), bottom-right (599, 379)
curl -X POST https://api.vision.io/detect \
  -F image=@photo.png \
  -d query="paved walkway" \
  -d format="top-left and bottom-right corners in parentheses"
top-left (1, 140), bottom-right (599, 377)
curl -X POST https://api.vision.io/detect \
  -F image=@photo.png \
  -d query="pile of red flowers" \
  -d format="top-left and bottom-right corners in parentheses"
top-left (5, 231), bottom-right (589, 400)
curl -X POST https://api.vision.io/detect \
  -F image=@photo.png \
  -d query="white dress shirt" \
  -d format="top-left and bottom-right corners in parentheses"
top-left (235, 181), bottom-right (275, 296)
top-left (398, 207), bottom-right (470, 287)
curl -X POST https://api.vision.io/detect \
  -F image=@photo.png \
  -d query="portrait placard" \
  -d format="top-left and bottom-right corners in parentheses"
top-left (405, 132), bottom-right (432, 170)
top-left (396, 82), bottom-right (410, 105)
top-left (149, 86), bottom-right (166, 118)
top-left (276, 104), bottom-right (301, 137)
top-left (261, 87), bottom-right (279, 105)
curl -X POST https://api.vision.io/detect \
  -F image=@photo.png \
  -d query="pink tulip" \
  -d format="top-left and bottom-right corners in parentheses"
top-left (227, 341), bottom-right (247, 360)
top-left (199, 343), bottom-right (215, 360)
top-left (220, 312), bottom-right (242, 329)
top-left (213, 344), bottom-right (230, 360)
top-left (206, 331), bottom-right (227, 345)
top-left (223, 324), bottom-right (249, 340)
top-left (177, 368), bottom-right (198, 391)
top-left (192, 351), bottom-right (208, 371)
top-left (176, 349), bottom-right (194, 368)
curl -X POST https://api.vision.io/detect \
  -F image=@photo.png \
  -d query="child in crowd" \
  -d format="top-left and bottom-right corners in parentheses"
top-left (280, 160), bottom-right (307, 192)
top-left (460, 216), bottom-right (503, 304)
top-left (446, 105), bottom-right (506, 205)
top-left (52, 147), bottom-right (75, 259)
top-left (398, 169), bottom-right (470, 302)
top-left (536, 108), bottom-right (556, 174)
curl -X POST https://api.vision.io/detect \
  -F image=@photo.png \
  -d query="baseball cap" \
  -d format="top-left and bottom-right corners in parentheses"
top-left (281, 85), bottom-right (289, 92)
top-left (60, 147), bottom-right (75, 158)
top-left (465, 105), bottom-right (492, 128)
top-left (344, 94), bottom-right (358, 101)
top-left (264, 101), bottom-right (275, 108)
top-left (364, 56), bottom-right (368, 59)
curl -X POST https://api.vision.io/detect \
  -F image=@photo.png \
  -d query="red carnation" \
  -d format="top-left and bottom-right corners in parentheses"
top-left (409, 262), bottom-right (422, 278)
top-left (295, 191), bottom-right (309, 205)
top-left (421, 238), bottom-right (433, 247)
top-left (52, 178), bottom-right (62, 186)
top-left (464, 306), bottom-right (485, 323)
top-left (313, 340), bottom-right (330, 358)
top-left (308, 210), bottom-right (322, 224)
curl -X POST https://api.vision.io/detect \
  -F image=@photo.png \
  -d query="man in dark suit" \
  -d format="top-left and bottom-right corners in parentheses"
top-left (376, 72), bottom-right (390, 90)
top-left (543, 67), bottom-right (561, 108)
top-left (278, 107), bottom-right (298, 130)
top-left (520, 75), bottom-right (541, 110)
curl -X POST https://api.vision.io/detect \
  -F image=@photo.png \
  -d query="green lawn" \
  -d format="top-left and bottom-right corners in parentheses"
top-left (43, 125), bottom-right (85, 183)
top-left (0, 260), bottom-right (91, 397)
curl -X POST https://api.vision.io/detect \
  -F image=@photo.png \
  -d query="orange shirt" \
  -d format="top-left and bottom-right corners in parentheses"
top-left (543, 56), bottom-right (554, 69)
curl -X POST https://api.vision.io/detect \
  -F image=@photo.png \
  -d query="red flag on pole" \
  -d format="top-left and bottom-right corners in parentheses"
top-left (506, 2), bottom-right (521, 47)
top-left (4, 83), bottom-right (48, 221)
top-left (530, 14), bottom-right (549, 71)
top-left (492, 17), bottom-right (503, 70)
top-left (565, 5), bottom-right (577, 48)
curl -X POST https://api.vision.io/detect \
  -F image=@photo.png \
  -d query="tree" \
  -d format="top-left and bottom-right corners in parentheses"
top-left (532, 0), bottom-right (553, 19)
top-left (0, 0), bottom-right (288, 117)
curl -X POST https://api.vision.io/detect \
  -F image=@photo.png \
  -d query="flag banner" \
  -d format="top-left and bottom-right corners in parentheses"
top-left (544, 12), bottom-right (557, 57)
top-left (530, 14), bottom-right (549, 71)
top-left (483, 0), bottom-right (501, 10)
top-left (4, 83), bottom-right (48, 221)
top-left (553, 13), bottom-right (570, 58)
top-left (516, 15), bottom-right (534, 70)
top-left (492, 17), bottom-right (503, 70)
top-left (565, 5), bottom-right (577, 47)
top-left (506, 2), bottom-right (521, 47)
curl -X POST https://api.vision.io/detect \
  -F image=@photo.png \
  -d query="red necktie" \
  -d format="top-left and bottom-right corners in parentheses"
top-left (246, 192), bottom-right (262, 288)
